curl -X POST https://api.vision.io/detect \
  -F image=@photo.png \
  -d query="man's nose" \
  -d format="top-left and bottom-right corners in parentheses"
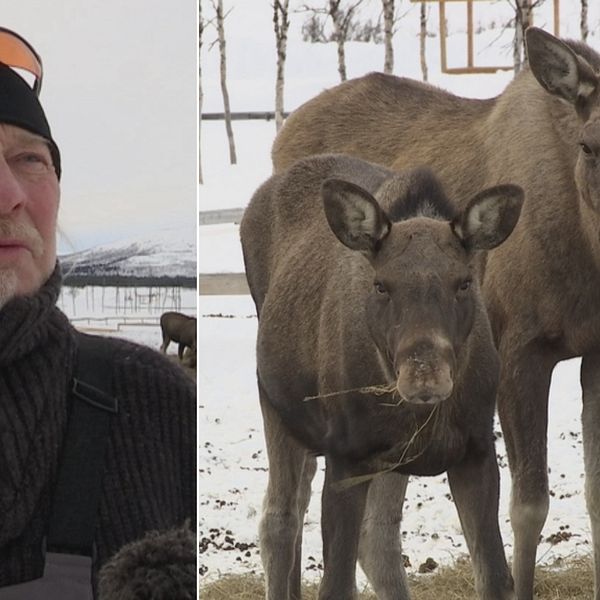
top-left (0, 159), bottom-right (26, 214)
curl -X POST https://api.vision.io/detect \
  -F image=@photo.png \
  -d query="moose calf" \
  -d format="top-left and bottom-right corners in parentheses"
top-left (241, 154), bottom-right (523, 600)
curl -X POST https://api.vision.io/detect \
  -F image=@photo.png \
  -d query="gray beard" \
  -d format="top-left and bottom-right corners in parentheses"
top-left (0, 269), bottom-right (19, 310)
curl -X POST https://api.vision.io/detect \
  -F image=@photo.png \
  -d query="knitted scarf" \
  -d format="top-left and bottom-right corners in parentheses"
top-left (0, 265), bottom-right (77, 583)
top-left (0, 265), bottom-right (196, 589)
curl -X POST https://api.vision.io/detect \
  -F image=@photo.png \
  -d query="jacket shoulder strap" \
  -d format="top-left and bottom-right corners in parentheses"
top-left (46, 331), bottom-right (118, 556)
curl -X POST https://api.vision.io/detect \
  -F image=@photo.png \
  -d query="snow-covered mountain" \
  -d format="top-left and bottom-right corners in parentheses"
top-left (59, 226), bottom-right (196, 285)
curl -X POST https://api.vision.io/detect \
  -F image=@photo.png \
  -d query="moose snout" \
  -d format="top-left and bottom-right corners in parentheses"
top-left (395, 338), bottom-right (455, 405)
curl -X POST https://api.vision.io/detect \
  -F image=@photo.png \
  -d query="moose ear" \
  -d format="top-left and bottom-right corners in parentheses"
top-left (322, 178), bottom-right (391, 256)
top-left (526, 27), bottom-right (598, 106)
top-left (453, 185), bottom-right (523, 251)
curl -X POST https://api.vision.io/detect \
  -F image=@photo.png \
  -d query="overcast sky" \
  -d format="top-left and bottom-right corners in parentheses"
top-left (3, 1), bottom-right (197, 253)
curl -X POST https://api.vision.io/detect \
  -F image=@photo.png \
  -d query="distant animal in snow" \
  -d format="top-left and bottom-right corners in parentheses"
top-left (159, 312), bottom-right (196, 361)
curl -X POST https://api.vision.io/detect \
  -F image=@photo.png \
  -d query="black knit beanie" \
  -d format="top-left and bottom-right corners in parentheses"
top-left (0, 63), bottom-right (61, 178)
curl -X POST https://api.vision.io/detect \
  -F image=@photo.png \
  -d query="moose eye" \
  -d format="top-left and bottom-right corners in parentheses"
top-left (457, 279), bottom-right (472, 293)
top-left (374, 281), bottom-right (387, 295)
top-left (580, 142), bottom-right (593, 155)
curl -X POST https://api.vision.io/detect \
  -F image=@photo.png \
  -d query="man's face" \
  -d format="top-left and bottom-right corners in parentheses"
top-left (0, 123), bottom-right (59, 306)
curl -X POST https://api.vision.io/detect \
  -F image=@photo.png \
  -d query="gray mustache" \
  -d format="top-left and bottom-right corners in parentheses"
top-left (0, 220), bottom-right (44, 257)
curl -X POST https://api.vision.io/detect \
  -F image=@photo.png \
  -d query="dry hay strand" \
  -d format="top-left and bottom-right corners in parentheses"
top-left (408, 554), bottom-right (595, 599)
top-left (533, 554), bottom-right (594, 599)
top-left (199, 574), bottom-right (375, 600)
top-left (303, 382), bottom-right (398, 403)
top-left (335, 404), bottom-right (440, 491)
top-left (304, 382), bottom-right (440, 491)
top-left (199, 574), bottom-right (265, 600)
top-left (199, 555), bottom-right (595, 599)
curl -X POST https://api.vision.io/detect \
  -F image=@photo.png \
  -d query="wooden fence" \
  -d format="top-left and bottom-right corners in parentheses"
top-left (199, 209), bottom-right (248, 295)
top-left (198, 207), bottom-right (244, 225)
top-left (199, 110), bottom-right (282, 295)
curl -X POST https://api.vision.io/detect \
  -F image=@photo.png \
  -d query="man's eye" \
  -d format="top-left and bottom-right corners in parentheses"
top-left (11, 153), bottom-right (51, 173)
top-left (21, 153), bottom-right (46, 163)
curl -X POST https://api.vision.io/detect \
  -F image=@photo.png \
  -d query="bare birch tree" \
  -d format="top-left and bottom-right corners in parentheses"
top-left (298, 4), bottom-right (328, 43)
top-left (329, 0), bottom-right (365, 81)
top-left (199, 2), bottom-right (204, 184)
top-left (419, 1), bottom-right (428, 82)
top-left (382, 0), bottom-right (395, 74)
top-left (212, 0), bottom-right (236, 164)
top-left (513, 0), bottom-right (533, 75)
top-left (274, 0), bottom-right (290, 132)
top-left (581, 0), bottom-right (589, 42)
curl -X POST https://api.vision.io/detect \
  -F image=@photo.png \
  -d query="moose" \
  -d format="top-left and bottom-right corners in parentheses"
top-left (159, 311), bottom-right (196, 363)
top-left (241, 153), bottom-right (523, 599)
top-left (272, 28), bottom-right (600, 599)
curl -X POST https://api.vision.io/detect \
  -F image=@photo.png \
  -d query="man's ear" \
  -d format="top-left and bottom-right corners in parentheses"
top-left (453, 184), bottom-right (523, 251)
top-left (526, 27), bottom-right (598, 107)
top-left (322, 178), bottom-right (391, 256)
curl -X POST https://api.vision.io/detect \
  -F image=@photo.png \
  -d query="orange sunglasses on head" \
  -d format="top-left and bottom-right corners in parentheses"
top-left (0, 27), bottom-right (43, 95)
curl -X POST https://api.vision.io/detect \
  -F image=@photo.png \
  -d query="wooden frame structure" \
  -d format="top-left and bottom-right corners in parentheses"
top-left (411, 0), bottom-right (560, 74)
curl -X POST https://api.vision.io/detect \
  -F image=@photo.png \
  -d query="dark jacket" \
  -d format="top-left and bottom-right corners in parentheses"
top-left (0, 266), bottom-right (196, 593)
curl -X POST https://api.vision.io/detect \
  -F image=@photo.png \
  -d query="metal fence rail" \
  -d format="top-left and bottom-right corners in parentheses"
top-left (201, 111), bottom-right (290, 121)
top-left (198, 207), bottom-right (245, 225)
top-left (199, 273), bottom-right (248, 295)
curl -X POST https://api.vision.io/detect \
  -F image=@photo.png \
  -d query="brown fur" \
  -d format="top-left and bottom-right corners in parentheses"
top-left (241, 154), bottom-right (522, 599)
top-left (159, 312), bottom-right (196, 361)
top-left (271, 28), bottom-right (600, 600)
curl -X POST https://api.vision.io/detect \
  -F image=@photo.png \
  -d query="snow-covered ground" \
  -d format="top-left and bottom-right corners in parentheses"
top-left (198, 0), bottom-right (599, 589)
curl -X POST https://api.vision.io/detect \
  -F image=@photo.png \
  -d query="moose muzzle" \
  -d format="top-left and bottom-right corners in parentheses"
top-left (395, 336), bottom-right (455, 404)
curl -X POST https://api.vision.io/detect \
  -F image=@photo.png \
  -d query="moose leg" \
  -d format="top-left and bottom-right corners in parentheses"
top-left (178, 342), bottom-right (185, 360)
top-left (497, 344), bottom-right (554, 600)
top-left (259, 387), bottom-right (308, 600)
top-left (447, 445), bottom-right (515, 599)
top-left (289, 454), bottom-right (318, 600)
top-left (581, 353), bottom-right (600, 600)
top-left (358, 472), bottom-right (411, 600)
top-left (160, 335), bottom-right (169, 353)
top-left (319, 457), bottom-right (370, 600)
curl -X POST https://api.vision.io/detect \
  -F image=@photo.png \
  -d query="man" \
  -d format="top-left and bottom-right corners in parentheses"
top-left (0, 28), bottom-right (196, 599)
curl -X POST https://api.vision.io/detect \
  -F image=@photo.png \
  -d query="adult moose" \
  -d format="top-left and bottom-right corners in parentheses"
top-left (241, 153), bottom-right (523, 600)
top-left (159, 311), bottom-right (197, 361)
top-left (272, 28), bottom-right (600, 599)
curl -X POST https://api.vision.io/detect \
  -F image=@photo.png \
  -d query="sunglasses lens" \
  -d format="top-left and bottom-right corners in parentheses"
top-left (0, 29), bottom-right (43, 94)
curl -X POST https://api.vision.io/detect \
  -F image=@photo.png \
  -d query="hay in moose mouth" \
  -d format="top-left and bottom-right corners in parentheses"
top-left (334, 403), bottom-right (441, 490)
top-left (303, 382), bottom-right (399, 403)
top-left (304, 382), bottom-right (441, 490)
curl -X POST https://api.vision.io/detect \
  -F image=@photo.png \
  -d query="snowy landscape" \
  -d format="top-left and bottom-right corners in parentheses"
top-left (57, 225), bottom-right (196, 357)
top-left (60, 224), bottom-right (196, 284)
top-left (199, 0), bottom-right (600, 591)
